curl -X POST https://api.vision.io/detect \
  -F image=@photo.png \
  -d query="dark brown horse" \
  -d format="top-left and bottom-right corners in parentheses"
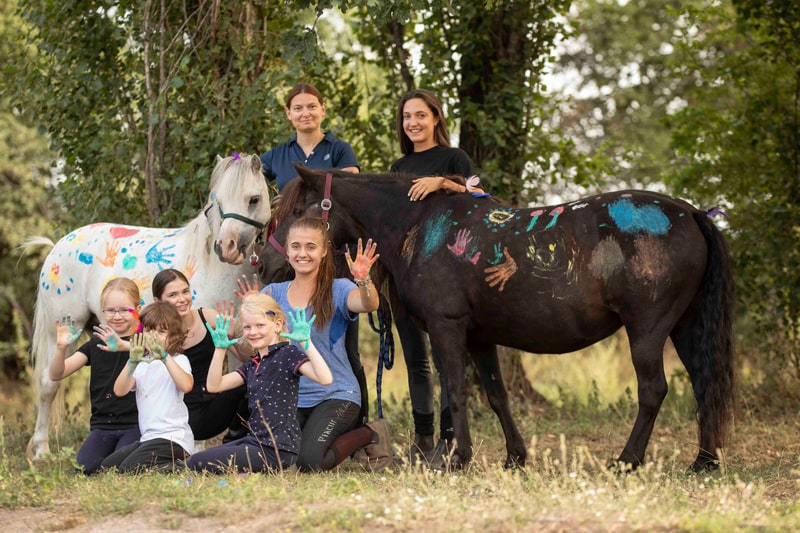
top-left (260, 165), bottom-right (735, 472)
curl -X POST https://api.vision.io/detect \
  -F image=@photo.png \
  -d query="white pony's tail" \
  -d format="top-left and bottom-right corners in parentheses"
top-left (22, 236), bottom-right (56, 249)
top-left (26, 237), bottom-right (67, 434)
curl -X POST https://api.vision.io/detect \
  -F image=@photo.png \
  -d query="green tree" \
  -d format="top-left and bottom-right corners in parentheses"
top-left (9, 1), bottom-right (363, 227)
top-left (552, 0), bottom-right (694, 188)
top-left (0, 0), bottom-right (58, 380)
top-left (667, 1), bottom-right (800, 382)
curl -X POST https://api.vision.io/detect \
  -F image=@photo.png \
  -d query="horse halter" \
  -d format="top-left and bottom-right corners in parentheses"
top-left (267, 171), bottom-right (334, 259)
top-left (213, 203), bottom-right (268, 265)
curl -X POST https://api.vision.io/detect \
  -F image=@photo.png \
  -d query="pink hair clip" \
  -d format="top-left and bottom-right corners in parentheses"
top-left (465, 175), bottom-right (481, 191)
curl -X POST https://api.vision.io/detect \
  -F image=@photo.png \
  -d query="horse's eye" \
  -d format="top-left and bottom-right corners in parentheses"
top-left (249, 195), bottom-right (260, 206)
top-left (292, 208), bottom-right (302, 216)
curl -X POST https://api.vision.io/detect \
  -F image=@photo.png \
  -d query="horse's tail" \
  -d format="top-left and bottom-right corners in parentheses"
top-left (688, 212), bottom-right (736, 468)
top-left (27, 237), bottom-right (67, 435)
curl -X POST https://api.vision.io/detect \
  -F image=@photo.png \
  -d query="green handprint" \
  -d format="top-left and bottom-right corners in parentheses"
top-left (145, 331), bottom-right (168, 362)
top-left (205, 313), bottom-right (240, 349)
top-left (280, 307), bottom-right (316, 350)
top-left (127, 333), bottom-right (146, 374)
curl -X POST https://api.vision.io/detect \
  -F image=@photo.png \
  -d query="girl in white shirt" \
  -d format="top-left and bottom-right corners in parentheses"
top-left (101, 301), bottom-right (194, 473)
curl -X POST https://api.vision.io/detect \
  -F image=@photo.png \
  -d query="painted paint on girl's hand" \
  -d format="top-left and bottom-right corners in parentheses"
top-left (421, 211), bottom-right (454, 260)
top-left (608, 198), bottom-right (671, 235)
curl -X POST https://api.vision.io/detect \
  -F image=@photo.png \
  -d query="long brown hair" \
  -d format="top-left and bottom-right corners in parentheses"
top-left (396, 89), bottom-right (451, 155)
top-left (139, 301), bottom-right (187, 356)
top-left (288, 217), bottom-right (335, 327)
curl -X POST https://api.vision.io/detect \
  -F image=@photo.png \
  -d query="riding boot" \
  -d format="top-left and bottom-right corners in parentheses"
top-left (408, 432), bottom-right (435, 465)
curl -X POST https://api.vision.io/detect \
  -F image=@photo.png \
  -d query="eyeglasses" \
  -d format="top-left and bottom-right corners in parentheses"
top-left (102, 308), bottom-right (131, 318)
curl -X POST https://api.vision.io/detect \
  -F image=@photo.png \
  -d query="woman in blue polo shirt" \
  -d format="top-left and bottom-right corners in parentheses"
top-left (259, 83), bottom-right (360, 191)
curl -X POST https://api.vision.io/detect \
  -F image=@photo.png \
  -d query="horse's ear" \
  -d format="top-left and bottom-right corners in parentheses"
top-left (249, 154), bottom-right (262, 174)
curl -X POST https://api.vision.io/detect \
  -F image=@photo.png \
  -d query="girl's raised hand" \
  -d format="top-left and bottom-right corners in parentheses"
top-left (145, 331), bottom-right (168, 362)
top-left (93, 324), bottom-right (122, 352)
top-left (127, 333), bottom-right (146, 374)
top-left (345, 238), bottom-right (379, 280)
top-left (280, 307), bottom-right (316, 350)
top-left (206, 301), bottom-right (240, 349)
top-left (235, 273), bottom-right (261, 302)
top-left (55, 315), bottom-right (82, 348)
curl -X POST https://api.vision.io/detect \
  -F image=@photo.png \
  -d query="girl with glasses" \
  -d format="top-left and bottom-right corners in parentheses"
top-left (48, 277), bottom-right (142, 474)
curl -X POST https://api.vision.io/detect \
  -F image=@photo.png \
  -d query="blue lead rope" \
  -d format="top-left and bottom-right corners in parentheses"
top-left (368, 301), bottom-right (395, 418)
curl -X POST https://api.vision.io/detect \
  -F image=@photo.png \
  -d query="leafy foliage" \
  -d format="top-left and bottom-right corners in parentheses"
top-left (0, 0), bottom-right (59, 379)
top-left (666, 1), bottom-right (800, 380)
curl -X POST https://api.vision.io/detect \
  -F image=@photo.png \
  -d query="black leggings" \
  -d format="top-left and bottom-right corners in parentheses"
top-left (184, 386), bottom-right (247, 440)
top-left (186, 435), bottom-right (297, 473)
top-left (100, 438), bottom-right (190, 473)
top-left (394, 311), bottom-right (451, 438)
top-left (296, 399), bottom-right (362, 471)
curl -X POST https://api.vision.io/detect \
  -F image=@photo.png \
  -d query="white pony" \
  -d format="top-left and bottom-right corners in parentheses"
top-left (26, 153), bottom-right (271, 460)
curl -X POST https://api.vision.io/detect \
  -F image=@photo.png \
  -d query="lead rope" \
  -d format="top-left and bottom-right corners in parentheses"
top-left (368, 294), bottom-right (394, 418)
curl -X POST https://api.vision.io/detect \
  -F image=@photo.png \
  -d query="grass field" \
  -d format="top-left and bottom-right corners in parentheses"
top-left (1, 328), bottom-right (799, 532)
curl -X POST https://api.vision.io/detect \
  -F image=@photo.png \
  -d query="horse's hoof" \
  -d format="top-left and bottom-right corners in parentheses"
top-left (606, 459), bottom-right (637, 474)
top-left (689, 456), bottom-right (720, 473)
top-left (503, 455), bottom-right (525, 470)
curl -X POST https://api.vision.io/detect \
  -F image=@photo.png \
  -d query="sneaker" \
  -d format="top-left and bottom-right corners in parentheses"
top-left (408, 433), bottom-right (435, 466)
top-left (360, 419), bottom-right (393, 472)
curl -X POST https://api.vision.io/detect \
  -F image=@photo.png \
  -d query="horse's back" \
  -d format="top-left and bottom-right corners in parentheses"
top-left (401, 189), bottom-right (709, 353)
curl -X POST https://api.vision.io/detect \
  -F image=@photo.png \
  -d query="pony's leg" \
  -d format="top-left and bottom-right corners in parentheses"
top-left (671, 320), bottom-right (729, 472)
top-left (26, 371), bottom-right (60, 460)
top-left (467, 342), bottom-right (526, 469)
top-left (615, 328), bottom-right (670, 469)
top-left (427, 319), bottom-right (472, 469)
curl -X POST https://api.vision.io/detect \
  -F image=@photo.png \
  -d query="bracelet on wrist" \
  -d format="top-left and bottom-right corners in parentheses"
top-left (354, 277), bottom-right (372, 288)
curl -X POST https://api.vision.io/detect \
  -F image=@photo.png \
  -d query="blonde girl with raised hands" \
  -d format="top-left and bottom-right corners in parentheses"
top-left (48, 277), bottom-right (142, 474)
top-left (186, 295), bottom-right (332, 473)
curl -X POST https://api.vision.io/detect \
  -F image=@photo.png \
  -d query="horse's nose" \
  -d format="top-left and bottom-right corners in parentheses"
top-left (215, 237), bottom-right (241, 263)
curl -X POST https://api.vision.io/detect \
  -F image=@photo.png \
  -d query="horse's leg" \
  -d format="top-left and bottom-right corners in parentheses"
top-left (427, 318), bottom-right (472, 470)
top-left (467, 341), bottom-right (526, 469)
top-left (669, 214), bottom-right (736, 472)
top-left (27, 369), bottom-right (59, 460)
top-left (615, 327), bottom-right (671, 469)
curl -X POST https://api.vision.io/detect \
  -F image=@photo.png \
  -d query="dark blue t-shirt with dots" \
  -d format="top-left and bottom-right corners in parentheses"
top-left (236, 341), bottom-right (308, 454)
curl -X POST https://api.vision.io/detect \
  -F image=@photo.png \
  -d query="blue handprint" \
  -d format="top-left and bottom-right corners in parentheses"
top-left (146, 241), bottom-right (176, 269)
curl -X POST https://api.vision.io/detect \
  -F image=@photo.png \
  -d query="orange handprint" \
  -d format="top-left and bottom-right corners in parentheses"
top-left (97, 240), bottom-right (121, 268)
top-left (484, 247), bottom-right (517, 292)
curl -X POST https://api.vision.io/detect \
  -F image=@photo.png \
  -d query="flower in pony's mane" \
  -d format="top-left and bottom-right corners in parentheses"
top-left (232, 151), bottom-right (241, 161)
top-left (128, 308), bottom-right (143, 333)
